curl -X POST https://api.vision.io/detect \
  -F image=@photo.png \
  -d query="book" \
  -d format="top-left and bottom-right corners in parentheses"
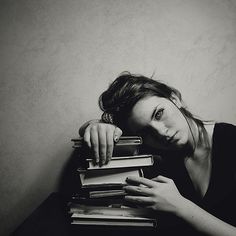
top-left (68, 203), bottom-right (155, 216)
top-left (71, 219), bottom-right (155, 227)
top-left (71, 217), bottom-right (156, 228)
top-left (75, 189), bottom-right (126, 199)
top-left (69, 135), bottom-right (157, 229)
top-left (76, 154), bottom-right (153, 198)
top-left (70, 194), bottom-right (125, 206)
top-left (72, 136), bottom-right (142, 147)
top-left (79, 168), bottom-right (143, 188)
top-left (69, 204), bottom-right (157, 228)
top-left (85, 154), bottom-right (153, 170)
top-left (72, 136), bottom-right (143, 156)
top-left (88, 189), bottom-right (126, 199)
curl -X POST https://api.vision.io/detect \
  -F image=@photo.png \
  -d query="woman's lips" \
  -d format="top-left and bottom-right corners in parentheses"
top-left (167, 132), bottom-right (177, 143)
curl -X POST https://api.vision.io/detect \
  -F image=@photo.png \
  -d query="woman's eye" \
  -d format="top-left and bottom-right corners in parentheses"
top-left (155, 109), bottom-right (164, 120)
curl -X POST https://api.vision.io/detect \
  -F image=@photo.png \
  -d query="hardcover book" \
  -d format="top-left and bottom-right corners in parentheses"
top-left (85, 154), bottom-right (154, 170)
top-left (69, 135), bottom-right (157, 229)
top-left (72, 136), bottom-right (143, 156)
top-left (79, 168), bottom-right (143, 188)
top-left (69, 204), bottom-right (157, 228)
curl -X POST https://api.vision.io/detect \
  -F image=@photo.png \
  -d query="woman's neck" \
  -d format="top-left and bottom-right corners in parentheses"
top-left (184, 121), bottom-right (215, 197)
top-left (187, 121), bottom-right (215, 162)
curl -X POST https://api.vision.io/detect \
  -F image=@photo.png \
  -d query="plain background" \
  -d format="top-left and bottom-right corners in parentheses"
top-left (0, 0), bottom-right (236, 235)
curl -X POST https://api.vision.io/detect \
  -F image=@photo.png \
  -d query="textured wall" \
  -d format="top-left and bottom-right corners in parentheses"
top-left (0, 0), bottom-right (236, 235)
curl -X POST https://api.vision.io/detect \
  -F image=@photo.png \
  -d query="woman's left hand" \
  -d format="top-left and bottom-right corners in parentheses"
top-left (123, 175), bottom-right (186, 214)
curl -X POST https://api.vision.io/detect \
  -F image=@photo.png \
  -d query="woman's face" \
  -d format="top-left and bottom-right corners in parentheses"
top-left (127, 95), bottom-right (194, 151)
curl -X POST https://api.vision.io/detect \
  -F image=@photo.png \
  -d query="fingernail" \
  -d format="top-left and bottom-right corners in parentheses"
top-left (114, 135), bottom-right (118, 142)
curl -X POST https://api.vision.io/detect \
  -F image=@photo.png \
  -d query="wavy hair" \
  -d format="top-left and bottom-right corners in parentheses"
top-left (99, 72), bottom-right (204, 134)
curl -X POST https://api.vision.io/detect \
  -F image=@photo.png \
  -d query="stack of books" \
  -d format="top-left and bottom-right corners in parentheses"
top-left (68, 136), bottom-right (157, 229)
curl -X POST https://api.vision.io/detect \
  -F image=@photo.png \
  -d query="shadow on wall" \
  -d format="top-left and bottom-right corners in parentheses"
top-left (8, 147), bottom-right (75, 236)
top-left (58, 149), bottom-right (85, 198)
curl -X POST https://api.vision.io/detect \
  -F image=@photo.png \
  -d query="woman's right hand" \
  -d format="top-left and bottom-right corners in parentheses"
top-left (80, 121), bottom-right (122, 165)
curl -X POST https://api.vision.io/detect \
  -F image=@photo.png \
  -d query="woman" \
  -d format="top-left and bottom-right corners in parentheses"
top-left (79, 72), bottom-right (236, 236)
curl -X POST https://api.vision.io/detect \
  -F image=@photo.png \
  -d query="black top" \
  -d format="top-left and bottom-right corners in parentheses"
top-left (142, 123), bottom-right (236, 235)
top-left (144, 122), bottom-right (236, 235)
top-left (173, 122), bottom-right (236, 222)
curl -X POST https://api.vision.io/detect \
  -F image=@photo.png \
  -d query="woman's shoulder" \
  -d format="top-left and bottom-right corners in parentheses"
top-left (212, 122), bottom-right (236, 156)
top-left (214, 122), bottom-right (236, 138)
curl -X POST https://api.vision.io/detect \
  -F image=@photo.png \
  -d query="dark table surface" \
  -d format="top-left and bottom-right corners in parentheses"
top-left (12, 193), bottom-right (71, 236)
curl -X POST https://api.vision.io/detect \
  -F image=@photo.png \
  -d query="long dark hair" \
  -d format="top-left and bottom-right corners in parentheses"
top-left (99, 72), bottom-right (204, 135)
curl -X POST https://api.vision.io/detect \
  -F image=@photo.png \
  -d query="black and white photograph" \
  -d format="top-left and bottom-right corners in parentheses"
top-left (0, 1), bottom-right (236, 235)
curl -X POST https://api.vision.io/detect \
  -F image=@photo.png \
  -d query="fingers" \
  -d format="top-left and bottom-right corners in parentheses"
top-left (152, 175), bottom-right (172, 183)
top-left (83, 128), bottom-right (91, 148)
top-left (97, 125), bottom-right (107, 165)
top-left (83, 122), bottom-right (122, 165)
top-left (123, 185), bottom-right (153, 197)
top-left (106, 127), bottom-right (114, 163)
top-left (126, 176), bottom-right (156, 188)
top-left (90, 126), bottom-right (100, 164)
top-left (124, 195), bottom-right (154, 205)
top-left (114, 127), bottom-right (122, 142)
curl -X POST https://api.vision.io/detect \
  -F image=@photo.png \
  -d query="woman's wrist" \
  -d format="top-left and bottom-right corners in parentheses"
top-left (173, 196), bottom-right (191, 217)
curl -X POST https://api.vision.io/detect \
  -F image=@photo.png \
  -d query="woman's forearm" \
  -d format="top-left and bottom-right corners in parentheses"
top-left (176, 198), bottom-right (236, 236)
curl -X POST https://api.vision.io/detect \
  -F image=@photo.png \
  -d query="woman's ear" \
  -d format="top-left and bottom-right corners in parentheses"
top-left (170, 93), bottom-right (182, 109)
